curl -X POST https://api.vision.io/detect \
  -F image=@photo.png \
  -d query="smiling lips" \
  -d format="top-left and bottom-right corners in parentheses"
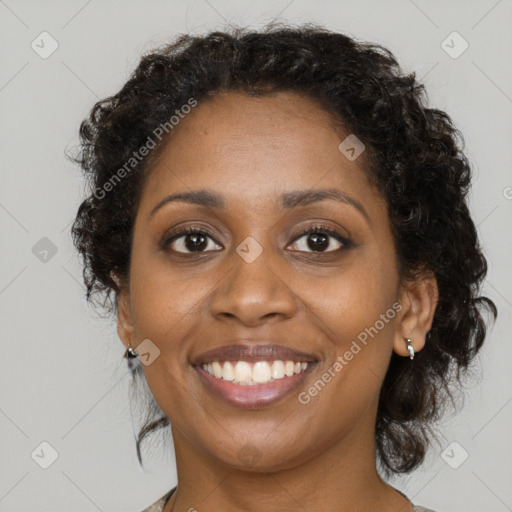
top-left (193, 343), bottom-right (317, 408)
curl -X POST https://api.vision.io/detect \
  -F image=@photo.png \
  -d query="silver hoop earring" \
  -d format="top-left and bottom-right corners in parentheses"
top-left (124, 344), bottom-right (139, 370)
top-left (124, 345), bottom-right (139, 359)
top-left (404, 338), bottom-right (414, 360)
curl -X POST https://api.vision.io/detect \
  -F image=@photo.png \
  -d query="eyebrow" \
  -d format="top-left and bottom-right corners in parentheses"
top-left (149, 187), bottom-right (369, 221)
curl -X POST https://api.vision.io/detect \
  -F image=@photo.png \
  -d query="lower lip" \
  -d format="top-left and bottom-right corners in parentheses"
top-left (194, 363), bottom-right (316, 409)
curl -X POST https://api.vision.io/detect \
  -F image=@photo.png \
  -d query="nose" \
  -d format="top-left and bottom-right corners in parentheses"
top-left (209, 243), bottom-right (297, 327)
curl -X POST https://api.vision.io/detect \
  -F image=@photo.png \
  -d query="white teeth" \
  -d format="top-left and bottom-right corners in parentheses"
top-left (201, 360), bottom-right (309, 385)
top-left (234, 361), bottom-right (252, 383)
top-left (284, 360), bottom-right (295, 377)
top-left (252, 361), bottom-right (272, 383)
top-left (222, 361), bottom-right (235, 381)
top-left (271, 360), bottom-right (285, 379)
top-left (212, 361), bottom-right (223, 378)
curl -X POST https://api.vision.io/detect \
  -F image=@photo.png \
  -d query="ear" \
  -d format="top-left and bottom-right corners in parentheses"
top-left (114, 277), bottom-right (136, 351)
top-left (393, 267), bottom-right (439, 357)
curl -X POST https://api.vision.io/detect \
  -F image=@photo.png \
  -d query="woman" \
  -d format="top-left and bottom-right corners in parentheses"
top-left (70, 23), bottom-right (496, 512)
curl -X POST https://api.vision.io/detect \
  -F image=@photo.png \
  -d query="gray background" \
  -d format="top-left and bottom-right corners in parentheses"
top-left (1, 0), bottom-right (511, 510)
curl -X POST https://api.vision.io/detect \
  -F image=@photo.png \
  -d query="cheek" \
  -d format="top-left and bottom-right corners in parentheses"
top-left (290, 256), bottom-right (399, 428)
top-left (128, 233), bottom-right (207, 341)
top-left (127, 261), bottom-right (203, 414)
top-left (302, 255), bottom-right (399, 346)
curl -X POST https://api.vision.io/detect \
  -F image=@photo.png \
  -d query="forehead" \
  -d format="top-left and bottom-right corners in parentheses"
top-left (139, 90), bottom-right (382, 215)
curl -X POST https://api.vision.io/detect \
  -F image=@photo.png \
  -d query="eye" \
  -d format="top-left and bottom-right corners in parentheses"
top-left (288, 224), bottom-right (350, 253)
top-left (162, 227), bottom-right (222, 254)
top-left (162, 224), bottom-right (351, 255)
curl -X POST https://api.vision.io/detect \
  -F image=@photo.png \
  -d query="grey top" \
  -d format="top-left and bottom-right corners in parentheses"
top-left (141, 487), bottom-right (438, 511)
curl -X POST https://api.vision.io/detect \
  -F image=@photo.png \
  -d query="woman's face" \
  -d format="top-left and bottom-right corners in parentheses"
top-left (118, 91), bottom-right (433, 471)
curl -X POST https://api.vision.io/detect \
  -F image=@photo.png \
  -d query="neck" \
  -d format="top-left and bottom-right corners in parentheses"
top-left (163, 400), bottom-right (412, 512)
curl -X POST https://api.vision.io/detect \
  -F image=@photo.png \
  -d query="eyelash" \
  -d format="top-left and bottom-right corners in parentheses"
top-left (290, 224), bottom-right (352, 253)
top-left (162, 224), bottom-right (351, 254)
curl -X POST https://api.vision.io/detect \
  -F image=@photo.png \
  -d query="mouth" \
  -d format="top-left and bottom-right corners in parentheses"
top-left (191, 343), bottom-right (318, 408)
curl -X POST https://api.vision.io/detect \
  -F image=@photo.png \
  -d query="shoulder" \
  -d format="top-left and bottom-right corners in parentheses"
top-left (392, 486), bottom-right (438, 512)
top-left (140, 495), bottom-right (167, 512)
top-left (140, 497), bottom-right (165, 512)
top-left (139, 489), bottom-right (438, 512)
top-left (140, 487), bottom-right (176, 512)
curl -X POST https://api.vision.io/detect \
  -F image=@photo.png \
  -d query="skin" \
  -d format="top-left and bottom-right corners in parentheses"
top-left (116, 91), bottom-right (438, 512)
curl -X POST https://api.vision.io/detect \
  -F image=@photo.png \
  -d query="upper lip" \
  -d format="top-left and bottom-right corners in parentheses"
top-left (192, 343), bottom-right (318, 365)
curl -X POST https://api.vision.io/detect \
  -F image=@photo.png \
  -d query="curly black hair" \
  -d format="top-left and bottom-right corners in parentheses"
top-left (69, 22), bottom-right (497, 477)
